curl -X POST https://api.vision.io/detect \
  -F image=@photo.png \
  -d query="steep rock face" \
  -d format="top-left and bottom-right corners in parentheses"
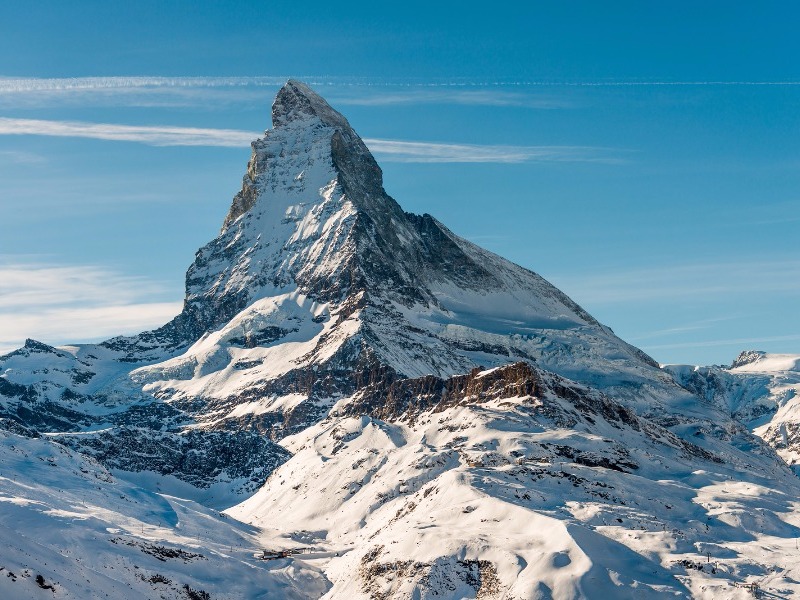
top-left (731, 350), bottom-right (770, 370)
top-left (55, 427), bottom-right (290, 496)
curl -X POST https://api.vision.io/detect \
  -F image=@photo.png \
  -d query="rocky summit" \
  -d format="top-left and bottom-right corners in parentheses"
top-left (2, 81), bottom-right (800, 599)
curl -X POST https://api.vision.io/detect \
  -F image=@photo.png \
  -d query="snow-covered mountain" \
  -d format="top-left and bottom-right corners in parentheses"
top-left (2, 80), bottom-right (799, 598)
top-left (231, 361), bottom-right (800, 599)
top-left (667, 351), bottom-right (800, 471)
top-left (0, 80), bottom-right (694, 492)
top-left (129, 80), bottom-right (687, 417)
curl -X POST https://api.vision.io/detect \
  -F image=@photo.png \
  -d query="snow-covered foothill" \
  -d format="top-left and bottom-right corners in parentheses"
top-left (0, 430), bottom-right (328, 599)
top-left (230, 363), bottom-right (800, 599)
top-left (666, 351), bottom-right (800, 471)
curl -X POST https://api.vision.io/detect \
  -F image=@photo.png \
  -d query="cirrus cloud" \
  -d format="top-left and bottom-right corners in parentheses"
top-left (0, 117), bottom-right (625, 163)
top-left (0, 117), bottom-right (256, 147)
top-left (0, 259), bottom-right (182, 354)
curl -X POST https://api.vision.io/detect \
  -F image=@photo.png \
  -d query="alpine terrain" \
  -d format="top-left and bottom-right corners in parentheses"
top-left (2, 80), bottom-right (800, 599)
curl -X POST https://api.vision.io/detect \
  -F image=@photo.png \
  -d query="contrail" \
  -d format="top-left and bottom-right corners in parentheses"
top-left (2, 76), bottom-right (800, 93)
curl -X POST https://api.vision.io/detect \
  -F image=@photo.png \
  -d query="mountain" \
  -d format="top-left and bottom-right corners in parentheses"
top-left (0, 80), bottom-right (693, 494)
top-left (666, 350), bottom-right (800, 471)
top-left (230, 361), bottom-right (800, 599)
top-left (2, 80), bottom-right (800, 598)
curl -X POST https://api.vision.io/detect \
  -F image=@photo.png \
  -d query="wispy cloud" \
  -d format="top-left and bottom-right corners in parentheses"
top-left (0, 150), bottom-right (46, 164)
top-left (331, 89), bottom-right (570, 109)
top-left (0, 77), bottom-right (570, 110)
top-left (5, 76), bottom-right (799, 110)
top-left (626, 316), bottom-right (741, 342)
top-left (0, 262), bottom-right (166, 308)
top-left (0, 76), bottom-right (286, 109)
top-left (0, 117), bottom-right (257, 147)
top-left (0, 117), bottom-right (623, 163)
top-left (0, 259), bottom-right (181, 353)
top-left (644, 334), bottom-right (800, 351)
top-left (3, 76), bottom-right (800, 94)
top-left (552, 260), bottom-right (800, 305)
top-left (363, 139), bottom-right (624, 164)
top-left (549, 81), bottom-right (800, 87)
top-left (0, 76), bottom-right (287, 93)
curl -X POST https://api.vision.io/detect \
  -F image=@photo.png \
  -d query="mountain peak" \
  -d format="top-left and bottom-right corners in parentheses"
top-left (730, 350), bottom-right (800, 373)
top-left (141, 81), bottom-right (665, 400)
top-left (730, 350), bottom-right (767, 369)
top-left (272, 79), bottom-right (352, 130)
top-left (221, 80), bottom-right (384, 233)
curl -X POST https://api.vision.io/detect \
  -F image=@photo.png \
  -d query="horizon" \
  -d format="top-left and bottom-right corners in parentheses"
top-left (1, 2), bottom-right (798, 366)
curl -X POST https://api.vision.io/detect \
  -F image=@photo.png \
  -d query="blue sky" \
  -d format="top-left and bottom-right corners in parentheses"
top-left (0, 1), bottom-right (798, 365)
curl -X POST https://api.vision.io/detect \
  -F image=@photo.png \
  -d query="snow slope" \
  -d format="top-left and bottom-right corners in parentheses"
top-left (230, 363), bottom-right (800, 599)
top-left (0, 430), bottom-right (328, 599)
